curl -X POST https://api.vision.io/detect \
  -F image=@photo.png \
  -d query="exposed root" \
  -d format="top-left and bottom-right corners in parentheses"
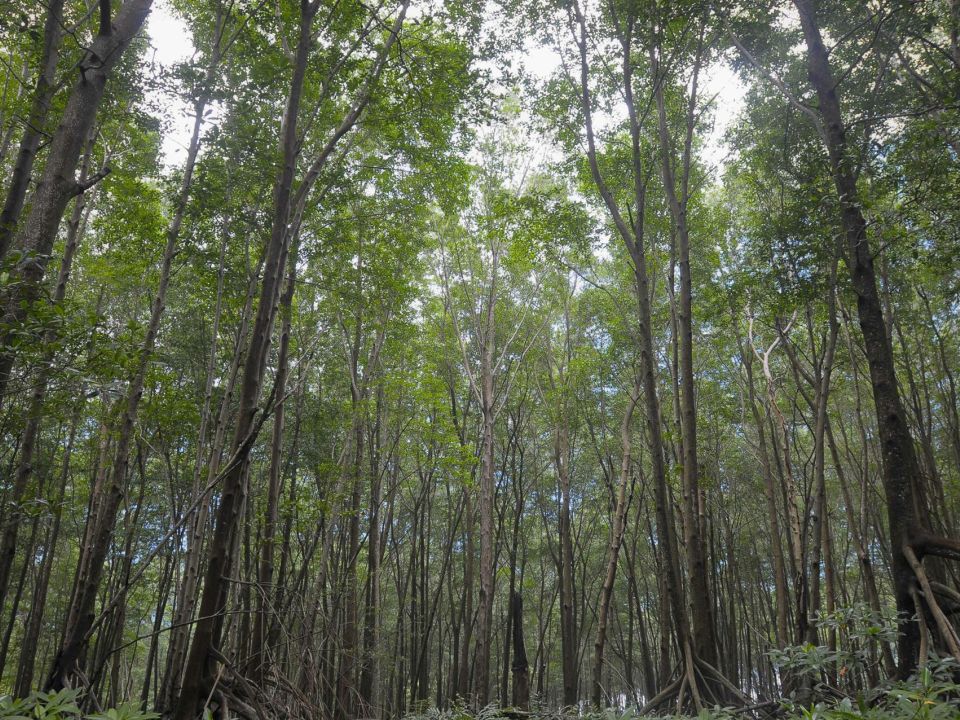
top-left (904, 544), bottom-right (960, 661)
top-left (683, 640), bottom-right (703, 712)
top-left (637, 650), bottom-right (762, 717)
top-left (696, 656), bottom-right (755, 706)
top-left (910, 585), bottom-right (929, 670)
top-left (929, 581), bottom-right (960, 615)
top-left (638, 675), bottom-right (681, 715)
top-left (676, 670), bottom-right (688, 715)
top-left (913, 533), bottom-right (960, 562)
top-left (218, 689), bottom-right (260, 720)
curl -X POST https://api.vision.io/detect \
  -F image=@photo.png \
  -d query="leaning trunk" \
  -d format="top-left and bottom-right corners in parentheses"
top-left (0, 0), bottom-right (154, 403)
top-left (172, 6), bottom-right (314, 714)
top-left (794, 0), bottom-right (924, 673)
top-left (0, 0), bottom-right (65, 259)
top-left (591, 389), bottom-right (638, 707)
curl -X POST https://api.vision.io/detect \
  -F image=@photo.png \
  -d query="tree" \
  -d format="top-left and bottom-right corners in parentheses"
top-left (0, 0), bottom-right (959, 714)
top-left (0, 0), bottom-right (154, 403)
top-left (789, 0), bottom-right (960, 672)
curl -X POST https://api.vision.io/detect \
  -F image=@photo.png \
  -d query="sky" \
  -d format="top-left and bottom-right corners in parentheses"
top-left (147, 0), bottom-right (195, 168)
top-left (701, 62), bottom-right (748, 172)
top-left (145, 1), bottom-right (745, 175)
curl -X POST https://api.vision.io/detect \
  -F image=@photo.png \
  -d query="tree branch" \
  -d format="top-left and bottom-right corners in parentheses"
top-left (71, 164), bottom-right (111, 196)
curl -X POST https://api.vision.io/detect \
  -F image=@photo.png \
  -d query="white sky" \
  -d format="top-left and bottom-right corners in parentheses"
top-left (702, 59), bottom-right (747, 172)
top-left (145, 2), bottom-right (744, 175)
top-left (147, 0), bottom-right (195, 168)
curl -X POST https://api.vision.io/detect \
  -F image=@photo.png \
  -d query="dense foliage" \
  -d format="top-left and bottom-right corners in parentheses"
top-left (0, 0), bottom-right (958, 718)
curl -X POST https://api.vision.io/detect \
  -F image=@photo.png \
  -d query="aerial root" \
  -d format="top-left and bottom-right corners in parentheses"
top-left (638, 675), bottom-right (682, 715)
top-left (676, 669), bottom-right (688, 715)
top-left (207, 647), bottom-right (269, 720)
top-left (929, 581), bottom-right (960, 616)
top-left (904, 544), bottom-right (960, 662)
top-left (910, 585), bottom-right (929, 670)
top-left (215, 688), bottom-right (260, 720)
top-left (637, 651), bottom-right (764, 717)
top-left (696, 656), bottom-right (755, 706)
top-left (913, 533), bottom-right (960, 562)
top-left (684, 641), bottom-right (703, 711)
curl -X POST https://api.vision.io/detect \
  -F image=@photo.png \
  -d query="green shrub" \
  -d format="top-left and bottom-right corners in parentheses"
top-left (785, 661), bottom-right (960, 720)
top-left (0, 690), bottom-right (158, 720)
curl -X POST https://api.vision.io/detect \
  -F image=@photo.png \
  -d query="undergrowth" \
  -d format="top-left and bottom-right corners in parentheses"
top-left (0, 689), bottom-right (157, 720)
top-left (404, 663), bottom-right (960, 720)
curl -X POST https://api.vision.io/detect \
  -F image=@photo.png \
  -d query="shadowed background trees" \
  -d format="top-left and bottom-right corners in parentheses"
top-left (0, 0), bottom-right (959, 717)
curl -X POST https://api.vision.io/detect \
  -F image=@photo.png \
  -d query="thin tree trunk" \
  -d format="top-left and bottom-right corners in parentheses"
top-left (173, 6), bottom-right (316, 712)
top-left (474, 267), bottom-right (497, 708)
top-left (0, 0), bottom-right (65, 259)
top-left (46, 32), bottom-right (214, 687)
top-left (734, 319), bottom-right (789, 648)
top-left (160, 238), bottom-right (257, 711)
top-left (0, 129), bottom-right (97, 610)
top-left (248, 255), bottom-right (296, 684)
top-left (591, 386), bottom-right (639, 708)
top-left (140, 548), bottom-right (174, 708)
top-left (0, 0), bottom-right (154, 404)
top-left (571, 2), bottom-right (699, 706)
top-left (557, 413), bottom-right (578, 708)
top-left (359, 387), bottom-right (385, 716)
top-left (652, 32), bottom-right (718, 669)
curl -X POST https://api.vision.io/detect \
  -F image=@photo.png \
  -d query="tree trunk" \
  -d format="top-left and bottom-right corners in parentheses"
top-left (359, 387), bottom-right (385, 716)
top-left (510, 591), bottom-right (529, 710)
top-left (572, 2), bottom-right (699, 706)
top-left (14, 414), bottom-right (74, 696)
top-left (160, 238), bottom-right (257, 711)
top-left (591, 386), bottom-right (638, 707)
top-left (248, 255), bottom-right (296, 684)
top-left (172, 5), bottom-right (315, 712)
top-left (0, 129), bottom-right (97, 611)
top-left (0, 0), bottom-right (64, 259)
top-left (336, 411), bottom-right (365, 719)
top-left (652, 38), bottom-right (718, 669)
top-left (46, 37), bottom-right (212, 689)
top-left (794, 0), bottom-right (925, 673)
top-left (735, 319), bottom-right (789, 648)
top-left (555, 393), bottom-right (578, 707)
top-left (0, 0), bottom-right (154, 403)
top-left (474, 269), bottom-right (497, 708)
top-left (456, 486), bottom-right (475, 701)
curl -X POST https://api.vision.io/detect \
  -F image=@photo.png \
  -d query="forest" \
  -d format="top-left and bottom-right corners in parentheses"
top-left (0, 0), bottom-right (959, 718)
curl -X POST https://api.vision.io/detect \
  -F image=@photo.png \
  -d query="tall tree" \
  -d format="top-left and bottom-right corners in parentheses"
top-left (0, 0), bottom-right (154, 403)
top-left (791, 0), bottom-right (960, 672)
